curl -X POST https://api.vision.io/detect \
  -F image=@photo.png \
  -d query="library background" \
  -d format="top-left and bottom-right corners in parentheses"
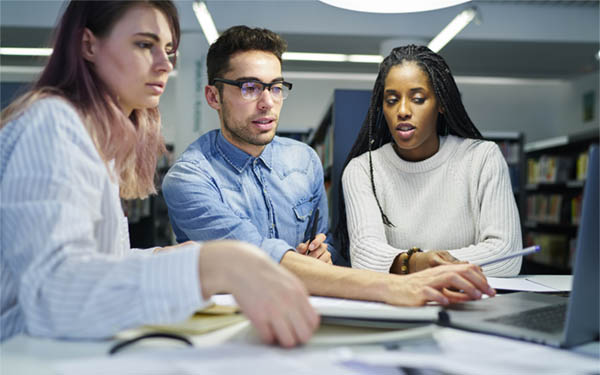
top-left (1, 1), bottom-right (597, 276)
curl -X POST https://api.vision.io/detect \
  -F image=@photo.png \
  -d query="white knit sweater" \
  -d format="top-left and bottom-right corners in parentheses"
top-left (342, 135), bottom-right (522, 276)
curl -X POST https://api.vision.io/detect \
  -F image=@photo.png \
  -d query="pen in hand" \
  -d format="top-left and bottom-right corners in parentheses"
top-left (306, 207), bottom-right (319, 256)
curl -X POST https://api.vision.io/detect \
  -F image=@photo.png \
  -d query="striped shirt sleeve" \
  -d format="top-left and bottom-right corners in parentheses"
top-left (1, 98), bottom-right (209, 340)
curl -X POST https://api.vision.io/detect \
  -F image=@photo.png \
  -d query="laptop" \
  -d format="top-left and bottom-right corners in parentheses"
top-left (441, 144), bottom-right (599, 348)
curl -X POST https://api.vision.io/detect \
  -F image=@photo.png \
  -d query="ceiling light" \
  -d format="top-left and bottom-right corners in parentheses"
top-left (319, 0), bottom-right (471, 13)
top-left (0, 47), bottom-right (52, 56)
top-left (596, 50), bottom-right (600, 61)
top-left (283, 52), bottom-right (346, 62)
top-left (283, 52), bottom-right (382, 63)
top-left (193, 1), bottom-right (219, 45)
top-left (428, 7), bottom-right (478, 53)
top-left (347, 54), bottom-right (384, 63)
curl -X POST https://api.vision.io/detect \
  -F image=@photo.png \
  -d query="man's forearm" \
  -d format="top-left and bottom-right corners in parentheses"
top-left (280, 251), bottom-right (389, 303)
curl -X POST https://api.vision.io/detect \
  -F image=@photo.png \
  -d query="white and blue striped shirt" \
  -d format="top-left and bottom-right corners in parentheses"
top-left (0, 98), bottom-right (209, 341)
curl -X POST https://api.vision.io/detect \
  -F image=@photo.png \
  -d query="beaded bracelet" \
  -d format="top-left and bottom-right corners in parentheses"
top-left (399, 252), bottom-right (410, 274)
top-left (401, 247), bottom-right (422, 274)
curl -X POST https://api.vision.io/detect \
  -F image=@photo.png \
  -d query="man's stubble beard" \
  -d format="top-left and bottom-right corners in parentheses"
top-left (221, 103), bottom-right (278, 147)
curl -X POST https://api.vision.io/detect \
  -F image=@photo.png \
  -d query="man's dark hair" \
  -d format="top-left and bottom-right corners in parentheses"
top-left (206, 25), bottom-right (287, 85)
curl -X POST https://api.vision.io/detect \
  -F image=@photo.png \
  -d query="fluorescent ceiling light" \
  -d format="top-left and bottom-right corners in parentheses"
top-left (0, 47), bottom-right (53, 56)
top-left (283, 52), bottom-right (346, 62)
top-left (428, 7), bottom-right (478, 53)
top-left (193, 1), bottom-right (219, 45)
top-left (283, 52), bottom-right (382, 63)
top-left (319, 0), bottom-right (471, 13)
top-left (347, 54), bottom-right (384, 63)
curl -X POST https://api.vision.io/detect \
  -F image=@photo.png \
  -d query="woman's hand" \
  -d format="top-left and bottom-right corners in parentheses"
top-left (410, 250), bottom-right (466, 272)
top-left (198, 240), bottom-right (320, 348)
top-left (390, 249), bottom-right (463, 274)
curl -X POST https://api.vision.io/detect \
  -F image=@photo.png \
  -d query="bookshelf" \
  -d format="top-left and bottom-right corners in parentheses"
top-left (523, 129), bottom-right (599, 273)
top-left (308, 89), bottom-right (371, 232)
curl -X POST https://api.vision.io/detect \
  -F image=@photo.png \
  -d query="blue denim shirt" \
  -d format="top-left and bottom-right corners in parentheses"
top-left (162, 130), bottom-right (344, 265)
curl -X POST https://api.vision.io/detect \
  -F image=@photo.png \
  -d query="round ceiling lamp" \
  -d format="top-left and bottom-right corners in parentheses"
top-left (319, 0), bottom-right (472, 14)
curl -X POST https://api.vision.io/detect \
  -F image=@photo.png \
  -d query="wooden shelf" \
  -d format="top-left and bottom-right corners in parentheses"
top-left (525, 180), bottom-right (585, 191)
top-left (524, 221), bottom-right (578, 233)
top-left (524, 128), bottom-right (599, 154)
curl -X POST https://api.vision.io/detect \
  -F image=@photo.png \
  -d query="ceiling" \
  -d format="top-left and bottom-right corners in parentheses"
top-left (1, 0), bottom-right (598, 79)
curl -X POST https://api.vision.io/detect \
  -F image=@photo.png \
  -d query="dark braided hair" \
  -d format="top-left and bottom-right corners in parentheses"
top-left (335, 44), bottom-right (483, 263)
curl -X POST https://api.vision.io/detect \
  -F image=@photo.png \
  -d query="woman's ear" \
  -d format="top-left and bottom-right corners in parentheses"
top-left (205, 85), bottom-right (221, 110)
top-left (81, 28), bottom-right (97, 63)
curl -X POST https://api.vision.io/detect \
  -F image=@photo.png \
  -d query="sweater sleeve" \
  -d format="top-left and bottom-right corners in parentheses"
top-left (342, 157), bottom-right (404, 272)
top-left (447, 144), bottom-right (523, 276)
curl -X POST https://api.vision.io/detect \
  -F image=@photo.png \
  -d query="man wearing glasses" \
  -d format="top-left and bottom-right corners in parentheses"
top-left (162, 26), bottom-right (495, 308)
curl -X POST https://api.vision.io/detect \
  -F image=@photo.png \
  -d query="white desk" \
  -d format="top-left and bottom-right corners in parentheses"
top-left (2, 321), bottom-right (598, 375)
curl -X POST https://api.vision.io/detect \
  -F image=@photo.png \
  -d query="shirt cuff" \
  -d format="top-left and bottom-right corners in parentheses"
top-left (139, 242), bottom-right (210, 324)
top-left (260, 238), bottom-right (294, 263)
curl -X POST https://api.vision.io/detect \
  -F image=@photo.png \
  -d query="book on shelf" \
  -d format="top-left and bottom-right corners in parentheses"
top-left (526, 194), bottom-right (565, 224)
top-left (525, 232), bottom-right (569, 269)
top-left (527, 155), bottom-right (573, 184)
top-left (571, 193), bottom-right (583, 225)
top-left (576, 149), bottom-right (589, 181)
top-left (547, 195), bottom-right (563, 224)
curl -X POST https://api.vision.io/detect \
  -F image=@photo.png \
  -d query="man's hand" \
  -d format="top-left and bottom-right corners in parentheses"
top-left (296, 233), bottom-right (332, 264)
top-left (198, 240), bottom-right (320, 348)
top-left (384, 263), bottom-right (496, 306)
top-left (409, 250), bottom-right (465, 273)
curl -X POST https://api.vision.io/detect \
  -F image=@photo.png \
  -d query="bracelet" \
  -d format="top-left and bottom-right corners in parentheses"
top-left (402, 247), bottom-right (422, 274)
top-left (399, 252), bottom-right (410, 274)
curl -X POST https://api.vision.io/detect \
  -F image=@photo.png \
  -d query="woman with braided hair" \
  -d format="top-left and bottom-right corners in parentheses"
top-left (338, 45), bottom-right (522, 277)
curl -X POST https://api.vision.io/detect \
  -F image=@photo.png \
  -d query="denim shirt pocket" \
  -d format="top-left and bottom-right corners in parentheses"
top-left (292, 198), bottom-right (315, 244)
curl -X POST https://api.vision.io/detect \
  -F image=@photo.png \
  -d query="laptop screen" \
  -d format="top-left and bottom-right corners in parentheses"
top-left (563, 144), bottom-right (599, 347)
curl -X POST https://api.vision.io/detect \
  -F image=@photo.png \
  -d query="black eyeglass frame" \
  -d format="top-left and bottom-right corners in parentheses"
top-left (212, 78), bottom-right (293, 100)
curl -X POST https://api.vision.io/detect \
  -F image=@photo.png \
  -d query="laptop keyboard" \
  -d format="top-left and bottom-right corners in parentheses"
top-left (485, 304), bottom-right (567, 334)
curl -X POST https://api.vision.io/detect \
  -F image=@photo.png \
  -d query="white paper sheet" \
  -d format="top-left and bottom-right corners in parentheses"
top-left (53, 344), bottom-right (383, 375)
top-left (211, 294), bottom-right (441, 321)
top-left (488, 275), bottom-right (572, 292)
top-left (526, 275), bottom-right (572, 291)
top-left (347, 328), bottom-right (600, 375)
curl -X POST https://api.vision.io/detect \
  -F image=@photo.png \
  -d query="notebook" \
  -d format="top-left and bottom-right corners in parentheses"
top-left (441, 144), bottom-right (599, 348)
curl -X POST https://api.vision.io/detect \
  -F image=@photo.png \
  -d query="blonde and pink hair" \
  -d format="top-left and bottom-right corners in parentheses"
top-left (1, 1), bottom-right (180, 199)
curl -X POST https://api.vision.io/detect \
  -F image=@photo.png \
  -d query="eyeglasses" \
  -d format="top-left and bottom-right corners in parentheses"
top-left (213, 78), bottom-right (292, 101)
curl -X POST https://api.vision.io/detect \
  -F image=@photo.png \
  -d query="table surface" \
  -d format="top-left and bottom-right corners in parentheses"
top-left (2, 319), bottom-right (598, 375)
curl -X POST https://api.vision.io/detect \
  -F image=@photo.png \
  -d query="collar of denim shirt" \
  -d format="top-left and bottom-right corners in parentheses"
top-left (215, 130), bottom-right (273, 173)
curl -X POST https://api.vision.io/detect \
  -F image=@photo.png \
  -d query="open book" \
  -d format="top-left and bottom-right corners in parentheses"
top-left (141, 303), bottom-right (246, 335)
